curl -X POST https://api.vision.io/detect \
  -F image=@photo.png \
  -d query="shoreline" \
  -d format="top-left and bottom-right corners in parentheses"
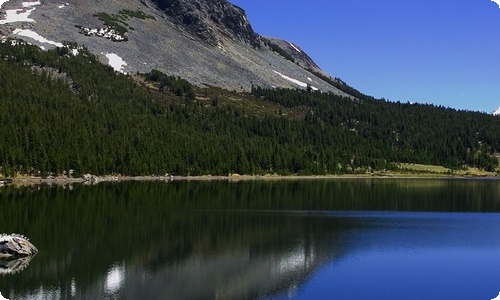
top-left (1, 172), bottom-right (499, 187)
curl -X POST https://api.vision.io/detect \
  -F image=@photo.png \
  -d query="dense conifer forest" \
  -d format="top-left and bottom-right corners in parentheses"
top-left (0, 40), bottom-right (498, 177)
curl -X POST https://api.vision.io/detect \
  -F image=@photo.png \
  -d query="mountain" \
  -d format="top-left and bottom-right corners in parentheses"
top-left (492, 107), bottom-right (500, 116)
top-left (0, 0), bottom-right (349, 96)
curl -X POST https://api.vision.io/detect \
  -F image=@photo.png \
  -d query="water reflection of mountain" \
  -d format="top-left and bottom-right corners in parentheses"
top-left (0, 180), bottom-right (499, 299)
top-left (1, 210), bottom-right (360, 299)
top-left (77, 214), bottom-right (351, 300)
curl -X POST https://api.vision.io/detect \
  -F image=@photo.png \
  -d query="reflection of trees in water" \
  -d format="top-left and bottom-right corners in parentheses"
top-left (0, 179), bottom-right (499, 299)
top-left (74, 214), bottom-right (356, 300)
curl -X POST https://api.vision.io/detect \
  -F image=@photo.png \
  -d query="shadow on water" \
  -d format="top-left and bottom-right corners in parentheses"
top-left (0, 179), bottom-right (499, 299)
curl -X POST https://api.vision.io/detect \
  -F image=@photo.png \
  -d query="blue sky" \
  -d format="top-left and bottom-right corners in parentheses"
top-left (230, 0), bottom-right (500, 113)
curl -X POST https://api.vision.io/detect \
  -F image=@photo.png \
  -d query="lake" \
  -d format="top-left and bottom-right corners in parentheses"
top-left (1, 179), bottom-right (500, 299)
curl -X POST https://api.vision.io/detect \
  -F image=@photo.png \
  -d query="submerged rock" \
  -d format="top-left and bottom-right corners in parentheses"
top-left (0, 233), bottom-right (38, 258)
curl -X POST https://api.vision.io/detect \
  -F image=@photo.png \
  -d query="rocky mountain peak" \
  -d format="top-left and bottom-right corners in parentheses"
top-left (152, 0), bottom-right (261, 47)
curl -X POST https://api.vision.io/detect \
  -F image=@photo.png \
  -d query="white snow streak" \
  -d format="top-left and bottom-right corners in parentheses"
top-left (0, 291), bottom-right (9, 300)
top-left (273, 70), bottom-right (318, 91)
top-left (289, 42), bottom-right (301, 53)
top-left (106, 53), bottom-right (128, 73)
top-left (13, 29), bottom-right (63, 47)
top-left (492, 0), bottom-right (500, 9)
top-left (22, 1), bottom-right (40, 7)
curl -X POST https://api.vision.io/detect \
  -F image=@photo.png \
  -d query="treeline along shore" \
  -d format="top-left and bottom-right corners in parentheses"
top-left (2, 171), bottom-right (499, 187)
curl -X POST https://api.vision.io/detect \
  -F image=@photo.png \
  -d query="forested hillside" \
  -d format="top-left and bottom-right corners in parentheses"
top-left (253, 87), bottom-right (500, 171)
top-left (0, 41), bottom-right (498, 177)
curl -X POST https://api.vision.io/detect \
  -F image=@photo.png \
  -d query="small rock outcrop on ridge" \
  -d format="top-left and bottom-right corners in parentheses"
top-left (152, 0), bottom-right (261, 47)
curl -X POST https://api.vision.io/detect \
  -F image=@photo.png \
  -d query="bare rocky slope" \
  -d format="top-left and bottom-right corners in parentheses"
top-left (0, 0), bottom-right (349, 96)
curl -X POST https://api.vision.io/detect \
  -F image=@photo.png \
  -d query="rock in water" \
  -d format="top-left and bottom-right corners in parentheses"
top-left (0, 234), bottom-right (38, 258)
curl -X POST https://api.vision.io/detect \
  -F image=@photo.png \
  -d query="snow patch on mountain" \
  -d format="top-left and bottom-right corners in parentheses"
top-left (13, 29), bottom-right (63, 47)
top-left (273, 70), bottom-right (318, 91)
top-left (106, 53), bottom-right (128, 74)
top-left (492, 106), bottom-right (500, 116)
top-left (0, 1), bottom-right (40, 24)
top-left (0, 1), bottom-right (75, 51)
top-left (0, 7), bottom-right (36, 24)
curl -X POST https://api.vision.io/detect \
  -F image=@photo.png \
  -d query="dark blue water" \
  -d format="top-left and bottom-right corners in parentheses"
top-left (263, 212), bottom-right (500, 300)
top-left (0, 179), bottom-right (499, 299)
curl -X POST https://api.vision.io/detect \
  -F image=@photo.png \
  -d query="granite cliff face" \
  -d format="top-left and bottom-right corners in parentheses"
top-left (0, 0), bottom-right (349, 96)
top-left (152, 0), bottom-right (260, 47)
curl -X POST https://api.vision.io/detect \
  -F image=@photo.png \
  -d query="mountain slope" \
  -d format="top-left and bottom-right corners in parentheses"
top-left (0, 0), bottom-right (350, 97)
top-left (265, 37), bottom-right (323, 75)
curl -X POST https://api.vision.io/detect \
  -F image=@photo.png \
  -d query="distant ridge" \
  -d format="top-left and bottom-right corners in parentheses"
top-left (492, 106), bottom-right (500, 116)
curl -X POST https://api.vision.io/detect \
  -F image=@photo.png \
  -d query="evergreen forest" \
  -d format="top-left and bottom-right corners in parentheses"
top-left (0, 40), bottom-right (499, 177)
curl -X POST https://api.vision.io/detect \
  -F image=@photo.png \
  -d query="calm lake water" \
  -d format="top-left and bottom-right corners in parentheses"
top-left (1, 179), bottom-right (500, 300)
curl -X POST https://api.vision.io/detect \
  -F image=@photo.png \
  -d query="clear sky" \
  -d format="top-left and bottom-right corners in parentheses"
top-left (230, 0), bottom-right (500, 113)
